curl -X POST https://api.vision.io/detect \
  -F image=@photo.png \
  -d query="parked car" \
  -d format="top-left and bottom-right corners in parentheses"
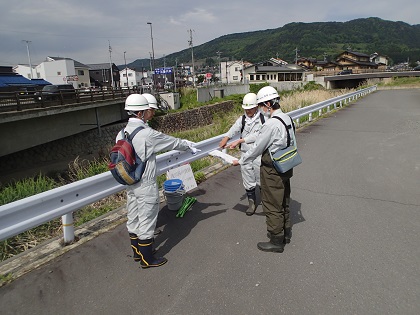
top-left (338, 69), bottom-right (353, 75)
top-left (34, 84), bottom-right (76, 102)
top-left (164, 82), bottom-right (174, 90)
top-left (413, 65), bottom-right (420, 71)
top-left (17, 86), bottom-right (38, 96)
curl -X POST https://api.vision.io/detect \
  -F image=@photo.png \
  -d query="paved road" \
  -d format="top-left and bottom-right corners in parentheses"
top-left (1, 89), bottom-right (419, 315)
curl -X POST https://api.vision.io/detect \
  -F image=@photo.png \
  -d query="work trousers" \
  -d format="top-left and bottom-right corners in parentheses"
top-left (240, 152), bottom-right (261, 190)
top-left (260, 150), bottom-right (292, 235)
top-left (125, 181), bottom-right (159, 240)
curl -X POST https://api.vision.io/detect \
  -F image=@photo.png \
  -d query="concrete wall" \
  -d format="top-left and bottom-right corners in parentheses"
top-left (197, 84), bottom-right (250, 102)
top-left (0, 101), bottom-right (234, 182)
top-left (196, 82), bottom-right (309, 102)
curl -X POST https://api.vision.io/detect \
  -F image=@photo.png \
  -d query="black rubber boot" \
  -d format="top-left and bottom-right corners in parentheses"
top-left (130, 233), bottom-right (157, 262)
top-left (284, 227), bottom-right (292, 244)
top-left (267, 229), bottom-right (292, 244)
top-left (138, 238), bottom-right (168, 269)
top-left (129, 233), bottom-right (141, 262)
top-left (283, 196), bottom-right (292, 244)
top-left (257, 234), bottom-right (285, 253)
top-left (245, 188), bottom-right (257, 216)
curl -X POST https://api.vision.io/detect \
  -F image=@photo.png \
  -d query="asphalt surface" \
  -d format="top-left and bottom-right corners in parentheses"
top-left (1, 89), bottom-right (419, 315)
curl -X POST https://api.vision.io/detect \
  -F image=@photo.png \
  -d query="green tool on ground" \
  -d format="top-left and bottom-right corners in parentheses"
top-left (176, 196), bottom-right (197, 218)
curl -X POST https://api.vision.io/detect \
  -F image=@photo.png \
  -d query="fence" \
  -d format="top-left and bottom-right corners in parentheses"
top-left (0, 86), bottom-right (377, 243)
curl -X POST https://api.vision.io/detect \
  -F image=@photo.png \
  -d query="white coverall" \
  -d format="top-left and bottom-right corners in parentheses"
top-left (225, 111), bottom-right (265, 190)
top-left (116, 117), bottom-right (190, 240)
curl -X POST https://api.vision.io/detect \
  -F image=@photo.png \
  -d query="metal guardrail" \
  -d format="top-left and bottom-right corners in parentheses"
top-left (0, 86), bottom-right (377, 242)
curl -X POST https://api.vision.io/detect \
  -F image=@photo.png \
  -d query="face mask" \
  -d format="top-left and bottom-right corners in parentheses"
top-left (260, 107), bottom-right (270, 118)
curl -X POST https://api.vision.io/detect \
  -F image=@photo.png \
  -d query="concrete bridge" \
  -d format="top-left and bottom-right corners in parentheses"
top-left (0, 98), bottom-right (127, 157)
top-left (321, 70), bottom-right (420, 89)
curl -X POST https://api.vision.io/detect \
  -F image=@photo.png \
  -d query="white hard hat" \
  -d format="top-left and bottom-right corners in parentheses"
top-left (142, 93), bottom-right (158, 109)
top-left (124, 94), bottom-right (149, 111)
top-left (242, 93), bottom-right (258, 109)
top-left (256, 86), bottom-right (280, 104)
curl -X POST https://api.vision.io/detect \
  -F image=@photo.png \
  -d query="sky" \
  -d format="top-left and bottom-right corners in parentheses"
top-left (1, 0), bottom-right (419, 67)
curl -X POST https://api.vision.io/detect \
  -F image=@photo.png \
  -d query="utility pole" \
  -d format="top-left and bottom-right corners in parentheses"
top-left (188, 29), bottom-right (195, 87)
top-left (124, 51), bottom-right (129, 88)
top-left (163, 54), bottom-right (166, 84)
top-left (149, 52), bottom-right (153, 72)
top-left (174, 58), bottom-right (178, 90)
top-left (108, 40), bottom-right (114, 88)
top-left (147, 22), bottom-right (155, 88)
top-left (216, 51), bottom-right (222, 85)
top-left (22, 40), bottom-right (34, 79)
top-left (294, 47), bottom-right (299, 64)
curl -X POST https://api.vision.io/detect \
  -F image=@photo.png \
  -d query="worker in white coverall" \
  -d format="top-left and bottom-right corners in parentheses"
top-left (117, 94), bottom-right (197, 268)
top-left (219, 93), bottom-right (265, 216)
top-left (142, 93), bottom-right (159, 112)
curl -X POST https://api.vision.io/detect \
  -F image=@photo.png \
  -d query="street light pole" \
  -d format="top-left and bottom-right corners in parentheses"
top-left (124, 51), bottom-right (129, 88)
top-left (22, 40), bottom-right (34, 79)
top-left (147, 22), bottom-right (155, 88)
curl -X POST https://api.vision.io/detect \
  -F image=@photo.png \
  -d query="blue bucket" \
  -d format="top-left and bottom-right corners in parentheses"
top-left (163, 179), bottom-right (184, 192)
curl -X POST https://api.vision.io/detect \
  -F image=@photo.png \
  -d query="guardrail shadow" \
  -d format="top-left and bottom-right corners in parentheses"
top-left (153, 188), bottom-right (226, 256)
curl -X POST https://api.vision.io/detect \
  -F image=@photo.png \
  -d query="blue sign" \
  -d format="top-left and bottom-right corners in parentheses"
top-left (154, 67), bottom-right (173, 74)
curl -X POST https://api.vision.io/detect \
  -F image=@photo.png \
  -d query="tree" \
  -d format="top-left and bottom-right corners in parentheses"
top-left (205, 57), bottom-right (215, 67)
top-left (196, 75), bottom-right (205, 85)
top-left (210, 74), bottom-right (219, 83)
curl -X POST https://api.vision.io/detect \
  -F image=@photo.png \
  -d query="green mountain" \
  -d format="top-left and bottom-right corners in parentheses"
top-left (128, 17), bottom-right (420, 70)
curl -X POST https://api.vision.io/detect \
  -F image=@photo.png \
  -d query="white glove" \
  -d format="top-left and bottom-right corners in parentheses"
top-left (185, 140), bottom-right (201, 155)
top-left (190, 147), bottom-right (201, 155)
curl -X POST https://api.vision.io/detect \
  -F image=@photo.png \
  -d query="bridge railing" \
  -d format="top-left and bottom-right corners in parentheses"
top-left (0, 87), bottom-right (143, 112)
top-left (0, 86), bottom-right (377, 243)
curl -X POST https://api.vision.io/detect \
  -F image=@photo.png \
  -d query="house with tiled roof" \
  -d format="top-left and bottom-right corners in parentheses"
top-left (370, 52), bottom-right (389, 71)
top-left (334, 50), bottom-right (378, 73)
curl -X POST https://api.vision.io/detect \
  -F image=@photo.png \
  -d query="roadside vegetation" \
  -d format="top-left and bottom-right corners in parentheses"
top-left (0, 82), bottom-right (378, 262)
top-left (377, 77), bottom-right (420, 89)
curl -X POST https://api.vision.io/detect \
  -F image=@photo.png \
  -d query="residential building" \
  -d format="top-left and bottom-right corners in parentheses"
top-left (119, 67), bottom-right (148, 88)
top-left (220, 61), bottom-right (244, 84)
top-left (334, 50), bottom-right (378, 73)
top-left (370, 52), bottom-right (389, 70)
top-left (1, 66), bottom-right (49, 93)
top-left (243, 59), bottom-right (306, 83)
top-left (86, 63), bottom-right (120, 88)
top-left (13, 64), bottom-right (36, 79)
top-left (30, 57), bottom-right (91, 89)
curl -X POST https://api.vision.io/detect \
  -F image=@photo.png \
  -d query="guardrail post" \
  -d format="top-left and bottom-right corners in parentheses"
top-left (319, 109), bottom-right (322, 117)
top-left (62, 213), bottom-right (75, 244)
top-left (327, 105), bottom-right (330, 112)
top-left (309, 112), bottom-right (312, 122)
top-left (296, 118), bottom-right (300, 128)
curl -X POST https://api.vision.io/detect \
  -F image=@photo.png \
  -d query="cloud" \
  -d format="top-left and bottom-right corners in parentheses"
top-left (170, 8), bottom-right (217, 25)
top-left (0, 0), bottom-right (419, 66)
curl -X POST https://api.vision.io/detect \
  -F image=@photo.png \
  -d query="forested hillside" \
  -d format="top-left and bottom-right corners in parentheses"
top-left (128, 17), bottom-right (420, 69)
